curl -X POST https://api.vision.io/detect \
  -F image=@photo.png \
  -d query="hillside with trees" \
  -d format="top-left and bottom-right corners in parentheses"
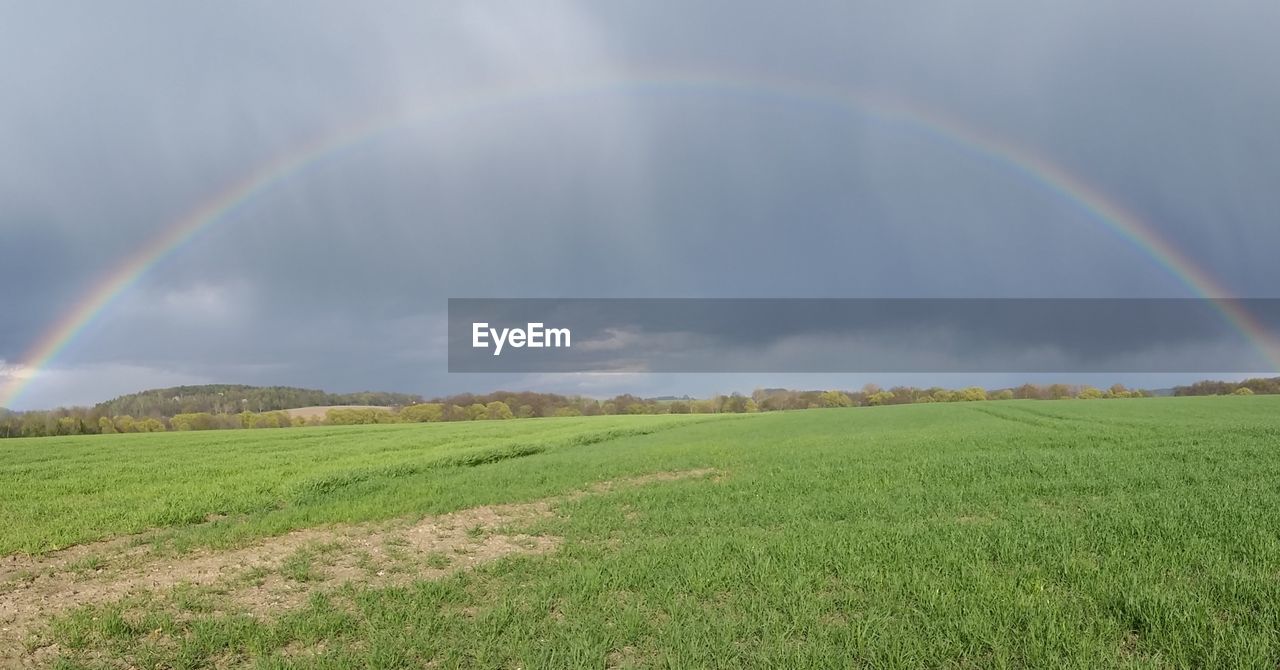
top-left (0, 382), bottom-right (1175, 439)
top-left (95, 385), bottom-right (423, 418)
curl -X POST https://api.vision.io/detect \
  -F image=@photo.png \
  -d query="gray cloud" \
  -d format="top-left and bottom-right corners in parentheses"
top-left (2, 1), bottom-right (1278, 408)
top-left (447, 299), bottom-right (1280, 373)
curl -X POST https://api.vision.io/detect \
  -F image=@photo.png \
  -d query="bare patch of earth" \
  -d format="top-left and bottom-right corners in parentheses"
top-left (0, 468), bottom-right (717, 667)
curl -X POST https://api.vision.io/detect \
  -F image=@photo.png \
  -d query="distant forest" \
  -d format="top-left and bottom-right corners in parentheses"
top-left (1172, 377), bottom-right (1280, 396)
top-left (95, 384), bottom-right (424, 417)
top-left (0, 377), bottom-right (1272, 439)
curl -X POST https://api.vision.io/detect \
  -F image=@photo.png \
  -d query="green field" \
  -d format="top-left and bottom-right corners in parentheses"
top-left (4, 397), bottom-right (1280, 668)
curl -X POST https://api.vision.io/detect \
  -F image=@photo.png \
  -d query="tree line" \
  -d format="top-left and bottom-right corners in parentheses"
top-left (0, 381), bottom-right (1192, 439)
top-left (94, 384), bottom-right (423, 418)
top-left (0, 384), bottom-right (421, 439)
top-left (1172, 376), bottom-right (1280, 397)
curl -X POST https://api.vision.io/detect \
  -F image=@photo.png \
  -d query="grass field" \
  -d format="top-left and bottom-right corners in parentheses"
top-left (4, 397), bottom-right (1280, 668)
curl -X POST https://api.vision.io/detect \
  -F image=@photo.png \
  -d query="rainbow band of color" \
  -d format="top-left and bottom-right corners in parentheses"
top-left (3, 71), bottom-right (1276, 409)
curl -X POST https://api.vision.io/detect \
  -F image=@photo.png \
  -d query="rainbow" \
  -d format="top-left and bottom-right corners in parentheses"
top-left (3, 71), bottom-right (1276, 409)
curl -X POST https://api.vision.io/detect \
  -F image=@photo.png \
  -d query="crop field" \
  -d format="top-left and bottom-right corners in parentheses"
top-left (4, 397), bottom-right (1280, 668)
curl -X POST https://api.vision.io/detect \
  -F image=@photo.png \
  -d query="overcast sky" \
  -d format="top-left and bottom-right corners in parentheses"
top-left (2, 1), bottom-right (1279, 410)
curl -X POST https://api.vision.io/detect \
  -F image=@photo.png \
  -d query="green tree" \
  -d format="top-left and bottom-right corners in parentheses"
top-left (714, 394), bottom-right (745, 413)
top-left (171, 412), bottom-right (216, 431)
top-left (137, 418), bottom-right (166, 432)
top-left (957, 387), bottom-right (988, 402)
top-left (400, 403), bottom-right (444, 423)
top-left (55, 416), bottom-right (82, 435)
top-left (486, 401), bottom-right (514, 420)
top-left (691, 399), bottom-right (718, 414)
top-left (866, 391), bottom-right (895, 406)
top-left (1077, 387), bottom-right (1104, 400)
top-left (1107, 384), bottom-right (1132, 398)
top-left (113, 415), bottom-right (137, 433)
top-left (326, 408), bottom-right (395, 425)
top-left (1014, 384), bottom-right (1043, 400)
top-left (818, 390), bottom-right (853, 408)
top-left (1047, 384), bottom-right (1073, 400)
top-left (253, 412), bottom-right (284, 428)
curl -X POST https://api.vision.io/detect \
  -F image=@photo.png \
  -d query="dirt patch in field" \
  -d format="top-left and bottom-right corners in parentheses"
top-left (0, 531), bottom-right (157, 587)
top-left (0, 468), bottom-right (717, 667)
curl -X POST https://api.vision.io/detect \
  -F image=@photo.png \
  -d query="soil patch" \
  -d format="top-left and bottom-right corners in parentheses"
top-left (1, 468), bottom-right (718, 667)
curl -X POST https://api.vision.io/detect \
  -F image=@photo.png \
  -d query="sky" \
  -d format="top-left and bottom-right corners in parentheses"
top-left (2, 1), bottom-right (1279, 410)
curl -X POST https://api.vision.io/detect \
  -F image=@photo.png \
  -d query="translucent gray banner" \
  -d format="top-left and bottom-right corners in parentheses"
top-left (447, 299), bottom-right (1280, 373)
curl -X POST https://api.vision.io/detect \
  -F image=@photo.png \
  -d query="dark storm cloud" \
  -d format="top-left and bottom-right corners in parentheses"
top-left (0, 222), bottom-right (99, 359)
top-left (594, 0), bottom-right (1280, 291)
top-left (448, 299), bottom-right (1280, 373)
top-left (2, 1), bottom-right (1279, 408)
